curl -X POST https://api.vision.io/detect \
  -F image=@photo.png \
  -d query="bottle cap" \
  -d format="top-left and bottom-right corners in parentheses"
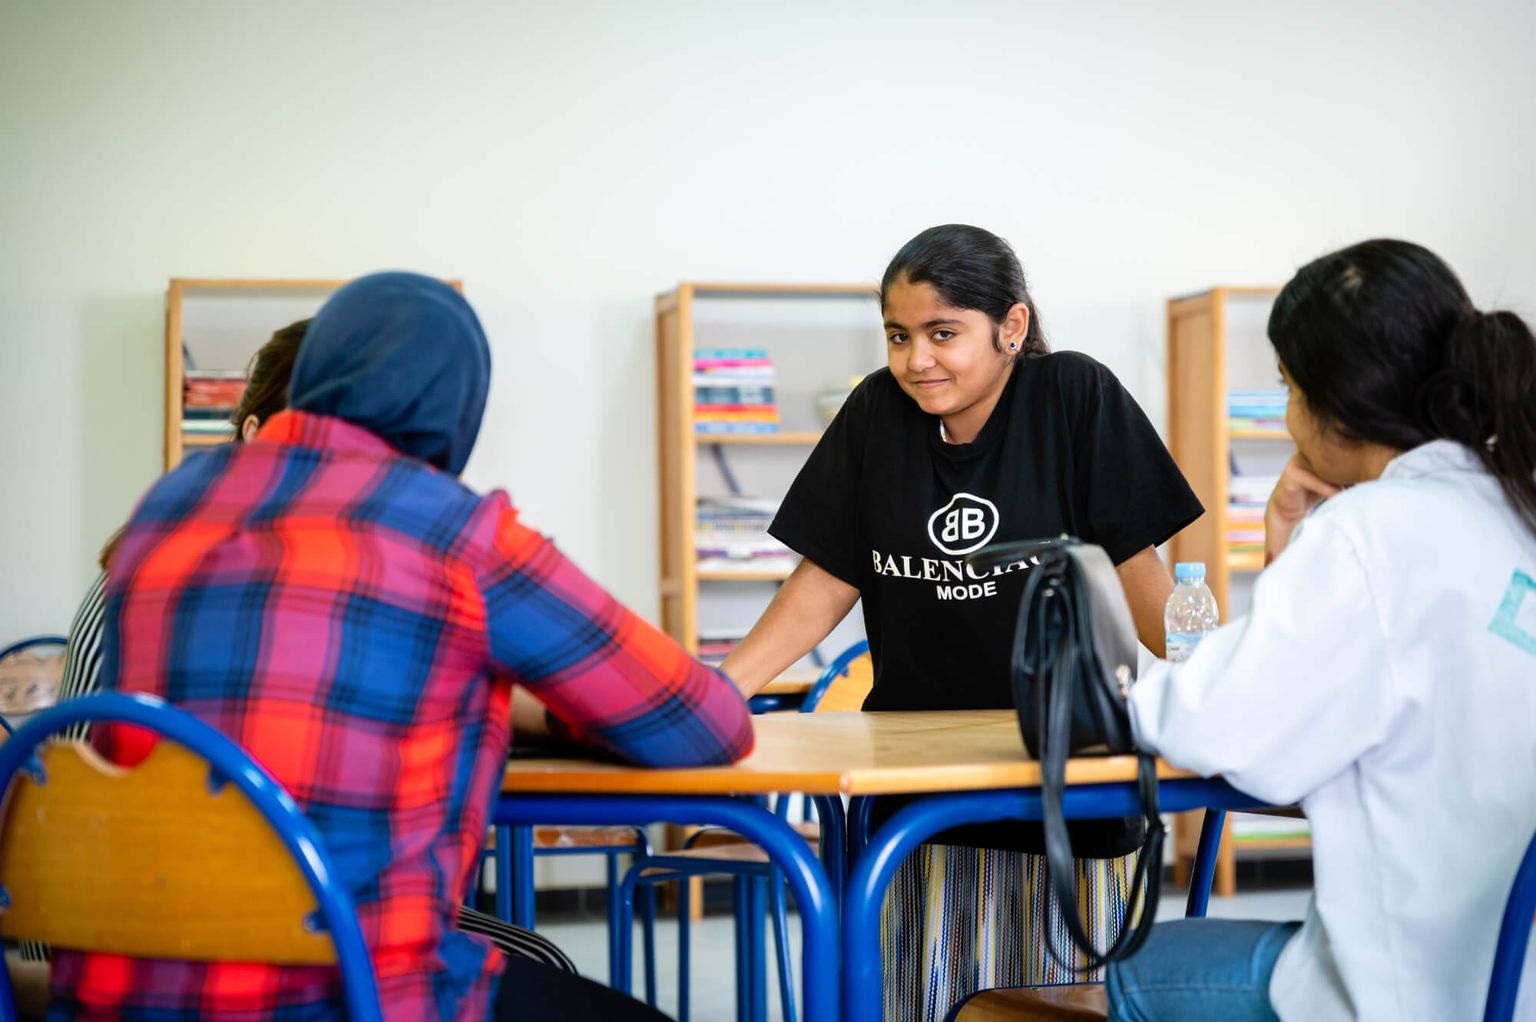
top-left (1174, 562), bottom-right (1206, 581)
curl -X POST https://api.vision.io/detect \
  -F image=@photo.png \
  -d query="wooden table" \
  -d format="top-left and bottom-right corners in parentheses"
top-left (500, 709), bottom-right (1196, 796)
top-left (497, 711), bottom-right (1266, 1022)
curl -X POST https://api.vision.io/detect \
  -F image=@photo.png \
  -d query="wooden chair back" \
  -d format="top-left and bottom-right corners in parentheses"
top-left (809, 652), bottom-right (873, 713)
top-left (0, 740), bottom-right (336, 964)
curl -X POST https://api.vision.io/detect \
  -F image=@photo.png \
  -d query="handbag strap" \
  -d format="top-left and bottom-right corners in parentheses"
top-left (1030, 569), bottom-right (1166, 972)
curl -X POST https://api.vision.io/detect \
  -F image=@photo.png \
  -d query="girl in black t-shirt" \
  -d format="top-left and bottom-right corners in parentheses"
top-left (723, 225), bottom-right (1203, 1021)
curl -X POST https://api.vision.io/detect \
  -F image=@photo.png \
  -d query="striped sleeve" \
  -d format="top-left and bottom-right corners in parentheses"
top-left (58, 572), bottom-right (108, 740)
top-left (20, 572), bottom-right (110, 961)
top-left (477, 500), bottom-right (754, 767)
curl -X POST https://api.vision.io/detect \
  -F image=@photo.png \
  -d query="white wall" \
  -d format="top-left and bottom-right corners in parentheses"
top-left (2, 0), bottom-right (1534, 635)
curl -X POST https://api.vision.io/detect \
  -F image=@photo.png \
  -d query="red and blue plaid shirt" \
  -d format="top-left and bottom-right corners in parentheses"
top-left (51, 410), bottom-right (754, 1021)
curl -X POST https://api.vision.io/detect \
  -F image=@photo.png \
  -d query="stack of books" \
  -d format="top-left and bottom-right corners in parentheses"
top-left (695, 496), bottom-right (795, 574)
top-left (1227, 390), bottom-right (1288, 434)
top-left (182, 370), bottom-right (245, 437)
top-left (694, 349), bottom-right (779, 435)
top-left (1231, 813), bottom-right (1312, 844)
top-left (696, 630), bottom-right (744, 669)
top-left (1227, 475), bottom-right (1277, 562)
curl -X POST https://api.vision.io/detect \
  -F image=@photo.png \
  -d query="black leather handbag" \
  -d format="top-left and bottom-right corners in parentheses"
top-left (968, 536), bottom-right (1163, 969)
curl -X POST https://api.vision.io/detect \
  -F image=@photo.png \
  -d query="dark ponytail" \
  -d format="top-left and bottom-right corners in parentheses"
top-left (1421, 310), bottom-right (1536, 533)
top-left (880, 224), bottom-right (1050, 356)
top-left (1270, 238), bottom-right (1536, 539)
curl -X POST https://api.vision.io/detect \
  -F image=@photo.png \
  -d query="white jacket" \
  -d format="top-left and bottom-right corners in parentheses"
top-left (1130, 440), bottom-right (1536, 1021)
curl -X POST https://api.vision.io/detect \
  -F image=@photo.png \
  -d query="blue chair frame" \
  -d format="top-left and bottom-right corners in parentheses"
top-left (0, 692), bottom-right (382, 1022)
top-left (0, 636), bottom-right (68, 661)
top-left (489, 822), bottom-right (658, 996)
top-left (618, 641), bottom-right (869, 1022)
top-left (843, 779), bottom-right (1272, 1022)
top-left (495, 791), bottom-right (839, 1022)
top-left (1486, 827), bottom-right (1536, 1022)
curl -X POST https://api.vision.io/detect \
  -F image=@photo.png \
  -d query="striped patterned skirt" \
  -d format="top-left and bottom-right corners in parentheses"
top-left (879, 843), bottom-right (1140, 1022)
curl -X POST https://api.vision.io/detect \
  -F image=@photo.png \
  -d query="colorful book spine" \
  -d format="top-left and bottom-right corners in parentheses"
top-left (694, 347), bottom-right (779, 434)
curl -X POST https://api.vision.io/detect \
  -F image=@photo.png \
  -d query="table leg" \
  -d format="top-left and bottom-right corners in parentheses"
top-left (495, 793), bottom-right (839, 1022)
top-left (847, 795), bottom-right (874, 867)
top-left (1185, 809), bottom-right (1227, 919)
top-left (842, 779), bottom-right (1265, 1022)
top-left (810, 793), bottom-right (845, 914)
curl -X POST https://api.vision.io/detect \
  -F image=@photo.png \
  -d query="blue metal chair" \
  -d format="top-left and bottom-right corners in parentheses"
top-left (488, 822), bottom-right (659, 997)
top-left (618, 640), bottom-right (871, 1022)
top-left (1485, 827), bottom-right (1536, 1022)
top-left (0, 692), bottom-right (382, 1022)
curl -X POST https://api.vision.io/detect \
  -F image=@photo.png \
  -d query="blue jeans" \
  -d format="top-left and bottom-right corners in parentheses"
top-left (1106, 919), bottom-right (1301, 1022)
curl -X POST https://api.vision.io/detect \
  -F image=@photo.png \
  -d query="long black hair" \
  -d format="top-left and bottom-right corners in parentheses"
top-left (1269, 238), bottom-right (1536, 539)
top-left (880, 224), bottom-right (1050, 356)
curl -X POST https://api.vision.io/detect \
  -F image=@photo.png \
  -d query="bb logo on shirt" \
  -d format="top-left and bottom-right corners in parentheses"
top-left (927, 492), bottom-right (1000, 556)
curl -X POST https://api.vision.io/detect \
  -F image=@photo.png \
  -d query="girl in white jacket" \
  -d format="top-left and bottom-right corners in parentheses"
top-left (1112, 239), bottom-right (1536, 1022)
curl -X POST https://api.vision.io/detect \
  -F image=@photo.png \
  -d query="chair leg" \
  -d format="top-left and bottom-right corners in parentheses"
top-left (607, 852), bottom-right (622, 987)
top-left (614, 865), bottom-right (646, 996)
top-left (677, 878), bottom-right (691, 1022)
top-left (641, 877), bottom-right (658, 1006)
top-left (748, 876), bottom-right (768, 1022)
top-left (494, 825), bottom-right (513, 922)
top-left (632, 828), bottom-right (659, 1006)
top-left (734, 876), bottom-right (750, 1022)
top-left (511, 826), bottom-right (535, 930)
top-left (769, 869), bottom-right (797, 1022)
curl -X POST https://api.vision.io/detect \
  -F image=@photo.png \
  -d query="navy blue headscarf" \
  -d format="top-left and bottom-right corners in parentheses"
top-left (290, 272), bottom-right (490, 476)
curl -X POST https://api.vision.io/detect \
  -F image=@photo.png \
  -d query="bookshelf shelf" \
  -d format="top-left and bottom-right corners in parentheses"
top-left (181, 433), bottom-right (233, 448)
top-left (697, 568), bottom-right (795, 582)
top-left (1229, 428), bottom-right (1290, 441)
top-left (1228, 552), bottom-right (1266, 573)
top-left (697, 432), bottom-right (824, 446)
top-left (1232, 836), bottom-right (1314, 852)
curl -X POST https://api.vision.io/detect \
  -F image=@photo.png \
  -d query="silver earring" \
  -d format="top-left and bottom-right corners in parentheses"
top-left (1008, 342), bottom-right (1018, 350)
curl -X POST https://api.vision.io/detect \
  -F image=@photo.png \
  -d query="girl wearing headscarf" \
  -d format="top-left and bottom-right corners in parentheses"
top-left (50, 273), bottom-right (754, 1022)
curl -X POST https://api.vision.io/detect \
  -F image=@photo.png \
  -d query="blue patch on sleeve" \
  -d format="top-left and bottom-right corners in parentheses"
top-left (1489, 570), bottom-right (1536, 656)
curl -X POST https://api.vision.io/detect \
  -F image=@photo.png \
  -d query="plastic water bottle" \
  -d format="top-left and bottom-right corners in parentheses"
top-left (1165, 562), bottom-right (1219, 663)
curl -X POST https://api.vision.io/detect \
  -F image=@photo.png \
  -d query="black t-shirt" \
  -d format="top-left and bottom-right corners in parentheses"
top-left (770, 351), bottom-right (1203, 855)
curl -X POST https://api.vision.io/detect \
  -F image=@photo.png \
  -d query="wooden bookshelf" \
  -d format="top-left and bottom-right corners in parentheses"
top-left (181, 433), bottom-right (234, 448)
top-left (1167, 285), bottom-right (1310, 896)
top-left (654, 282), bottom-right (881, 657)
top-left (164, 278), bottom-right (461, 470)
top-left (1167, 286), bottom-right (1283, 615)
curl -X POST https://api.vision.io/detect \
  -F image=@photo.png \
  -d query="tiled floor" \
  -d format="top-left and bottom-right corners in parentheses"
top-left (532, 882), bottom-right (1313, 1022)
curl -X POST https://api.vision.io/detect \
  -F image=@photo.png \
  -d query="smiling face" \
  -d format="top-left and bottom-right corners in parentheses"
top-left (882, 277), bottom-right (1026, 444)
